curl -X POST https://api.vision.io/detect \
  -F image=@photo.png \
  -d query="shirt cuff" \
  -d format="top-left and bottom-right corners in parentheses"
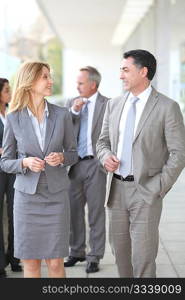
top-left (71, 107), bottom-right (80, 115)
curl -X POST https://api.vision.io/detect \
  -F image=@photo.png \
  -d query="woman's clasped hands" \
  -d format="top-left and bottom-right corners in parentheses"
top-left (23, 152), bottom-right (64, 172)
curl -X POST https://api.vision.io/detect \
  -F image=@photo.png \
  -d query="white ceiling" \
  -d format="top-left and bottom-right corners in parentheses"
top-left (37, 0), bottom-right (125, 50)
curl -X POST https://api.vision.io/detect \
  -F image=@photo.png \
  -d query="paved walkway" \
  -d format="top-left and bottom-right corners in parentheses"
top-left (5, 169), bottom-right (185, 278)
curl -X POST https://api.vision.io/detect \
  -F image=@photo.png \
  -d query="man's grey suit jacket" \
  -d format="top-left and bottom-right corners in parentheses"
top-left (96, 87), bottom-right (185, 205)
top-left (66, 92), bottom-right (109, 158)
top-left (1, 102), bottom-right (78, 194)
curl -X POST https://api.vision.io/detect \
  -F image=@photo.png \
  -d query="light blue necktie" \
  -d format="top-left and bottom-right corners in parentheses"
top-left (119, 96), bottom-right (139, 177)
top-left (77, 101), bottom-right (89, 158)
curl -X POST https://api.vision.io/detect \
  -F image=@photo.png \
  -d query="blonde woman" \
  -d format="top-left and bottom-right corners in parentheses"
top-left (1, 62), bottom-right (78, 278)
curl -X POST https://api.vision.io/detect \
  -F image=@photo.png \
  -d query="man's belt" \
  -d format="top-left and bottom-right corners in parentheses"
top-left (113, 174), bottom-right (134, 182)
top-left (79, 155), bottom-right (94, 160)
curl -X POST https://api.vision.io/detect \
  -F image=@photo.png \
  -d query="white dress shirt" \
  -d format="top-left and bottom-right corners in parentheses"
top-left (27, 101), bottom-right (49, 152)
top-left (72, 92), bottom-right (98, 156)
top-left (116, 85), bottom-right (152, 175)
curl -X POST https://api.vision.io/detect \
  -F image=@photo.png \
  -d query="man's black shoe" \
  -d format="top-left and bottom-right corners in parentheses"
top-left (11, 264), bottom-right (23, 272)
top-left (86, 262), bottom-right (99, 273)
top-left (64, 256), bottom-right (86, 267)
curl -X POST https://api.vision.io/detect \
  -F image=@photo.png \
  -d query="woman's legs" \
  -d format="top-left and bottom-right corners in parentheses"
top-left (45, 258), bottom-right (66, 278)
top-left (22, 259), bottom-right (41, 278)
top-left (21, 258), bottom-right (66, 277)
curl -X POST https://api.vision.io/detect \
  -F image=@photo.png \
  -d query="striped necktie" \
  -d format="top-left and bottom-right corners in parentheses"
top-left (77, 101), bottom-right (89, 158)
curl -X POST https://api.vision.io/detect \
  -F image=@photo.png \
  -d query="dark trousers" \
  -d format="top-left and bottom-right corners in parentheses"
top-left (68, 159), bottom-right (106, 263)
top-left (0, 171), bottom-right (20, 269)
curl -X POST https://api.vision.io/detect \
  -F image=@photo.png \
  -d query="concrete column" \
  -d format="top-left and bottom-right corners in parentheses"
top-left (154, 0), bottom-right (171, 95)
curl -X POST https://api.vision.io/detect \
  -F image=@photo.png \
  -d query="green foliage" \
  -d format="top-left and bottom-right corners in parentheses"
top-left (40, 38), bottom-right (62, 95)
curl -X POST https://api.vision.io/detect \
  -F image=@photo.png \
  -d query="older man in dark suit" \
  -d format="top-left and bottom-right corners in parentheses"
top-left (65, 66), bottom-right (109, 273)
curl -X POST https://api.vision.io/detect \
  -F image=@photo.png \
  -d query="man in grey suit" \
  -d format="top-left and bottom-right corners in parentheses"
top-left (96, 49), bottom-right (185, 277)
top-left (65, 66), bottom-right (109, 273)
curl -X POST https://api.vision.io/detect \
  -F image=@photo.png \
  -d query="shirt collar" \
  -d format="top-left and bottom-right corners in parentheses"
top-left (83, 91), bottom-right (98, 103)
top-left (27, 100), bottom-right (49, 118)
top-left (129, 84), bottom-right (152, 102)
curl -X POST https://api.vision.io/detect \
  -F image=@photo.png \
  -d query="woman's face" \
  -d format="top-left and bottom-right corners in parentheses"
top-left (32, 66), bottom-right (53, 98)
top-left (0, 82), bottom-right (11, 104)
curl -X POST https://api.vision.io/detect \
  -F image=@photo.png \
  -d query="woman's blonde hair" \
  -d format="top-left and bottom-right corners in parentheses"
top-left (9, 61), bottom-right (50, 113)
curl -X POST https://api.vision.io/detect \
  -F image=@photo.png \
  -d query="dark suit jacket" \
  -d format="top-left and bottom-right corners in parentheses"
top-left (0, 118), bottom-right (4, 171)
top-left (0, 118), bottom-right (4, 148)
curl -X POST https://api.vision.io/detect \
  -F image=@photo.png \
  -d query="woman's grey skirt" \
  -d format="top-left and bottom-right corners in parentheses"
top-left (13, 172), bottom-right (70, 260)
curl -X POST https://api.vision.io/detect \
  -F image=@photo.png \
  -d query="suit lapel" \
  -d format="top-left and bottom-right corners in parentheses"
top-left (91, 93), bottom-right (104, 134)
top-left (20, 108), bottom-right (43, 156)
top-left (133, 88), bottom-right (159, 144)
top-left (43, 102), bottom-right (56, 155)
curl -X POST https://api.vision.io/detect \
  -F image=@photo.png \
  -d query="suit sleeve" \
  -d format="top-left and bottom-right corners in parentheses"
top-left (65, 98), bottom-right (81, 123)
top-left (96, 100), bottom-right (115, 166)
top-left (62, 110), bottom-right (78, 166)
top-left (1, 115), bottom-right (25, 174)
top-left (160, 101), bottom-right (185, 197)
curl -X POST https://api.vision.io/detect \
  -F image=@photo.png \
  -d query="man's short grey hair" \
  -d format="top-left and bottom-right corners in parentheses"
top-left (80, 66), bottom-right (101, 88)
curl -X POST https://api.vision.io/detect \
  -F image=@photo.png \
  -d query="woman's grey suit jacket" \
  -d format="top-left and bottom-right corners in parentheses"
top-left (1, 102), bottom-right (78, 194)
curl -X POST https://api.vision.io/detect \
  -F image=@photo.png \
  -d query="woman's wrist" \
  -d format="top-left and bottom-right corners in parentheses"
top-left (59, 152), bottom-right (64, 164)
top-left (22, 157), bottom-right (28, 168)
